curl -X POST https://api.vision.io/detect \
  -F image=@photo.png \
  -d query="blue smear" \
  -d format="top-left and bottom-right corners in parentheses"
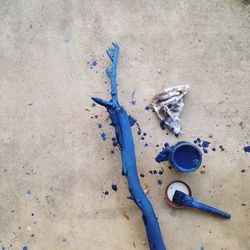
top-left (95, 115), bottom-right (98, 119)
top-left (135, 122), bottom-right (142, 135)
top-left (129, 116), bottom-right (136, 126)
top-left (202, 141), bottom-right (210, 148)
top-left (244, 146), bottom-right (250, 152)
top-left (2, 248), bottom-right (5, 250)
top-left (131, 89), bottom-right (136, 105)
top-left (157, 180), bottom-right (162, 186)
top-left (98, 123), bottom-right (102, 128)
top-left (112, 184), bottom-right (118, 191)
top-left (101, 133), bottom-right (107, 141)
top-left (26, 190), bottom-right (32, 195)
top-left (23, 247), bottom-right (28, 250)
top-left (200, 246), bottom-right (204, 250)
top-left (140, 173), bottom-right (145, 178)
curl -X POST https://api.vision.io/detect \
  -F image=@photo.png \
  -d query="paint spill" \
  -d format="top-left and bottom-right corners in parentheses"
top-left (101, 133), bottom-right (107, 141)
top-left (112, 184), bottom-right (118, 191)
top-left (244, 146), bottom-right (250, 153)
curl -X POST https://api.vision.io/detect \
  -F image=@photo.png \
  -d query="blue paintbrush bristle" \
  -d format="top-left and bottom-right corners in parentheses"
top-left (172, 190), bottom-right (189, 205)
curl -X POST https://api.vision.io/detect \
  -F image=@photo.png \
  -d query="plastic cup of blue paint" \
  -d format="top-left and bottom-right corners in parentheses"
top-left (156, 141), bottom-right (202, 173)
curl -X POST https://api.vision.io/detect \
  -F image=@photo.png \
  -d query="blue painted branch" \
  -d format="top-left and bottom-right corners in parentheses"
top-left (92, 43), bottom-right (166, 250)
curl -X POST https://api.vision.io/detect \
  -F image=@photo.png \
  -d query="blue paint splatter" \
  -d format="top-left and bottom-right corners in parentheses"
top-left (98, 123), bottom-right (102, 128)
top-left (91, 60), bottom-right (97, 68)
top-left (244, 146), bottom-right (250, 153)
top-left (111, 137), bottom-right (116, 141)
top-left (64, 38), bottom-right (70, 44)
top-left (141, 137), bottom-right (145, 140)
top-left (112, 141), bottom-right (118, 147)
top-left (212, 147), bottom-right (216, 151)
top-left (149, 170), bottom-right (153, 175)
top-left (112, 184), bottom-right (118, 191)
top-left (153, 170), bottom-right (157, 174)
top-left (157, 180), bottom-right (162, 186)
top-left (23, 247), bottom-right (28, 250)
top-left (26, 190), bottom-right (32, 195)
top-left (144, 143), bottom-right (148, 147)
top-left (111, 150), bottom-right (114, 154)
top-left (101, 133), bottom-right (107, 141)
top-left (131, 89), bottom-right (136, 105)
top-left (156, 144), bottom-right (159, 147)
top-left (203, 149), bottom-right (208, 154)
top-left (158, 170), bottom-right (163, 175)
top-left (160, 120), bottom-right (165, 130)
top-left (145, 106), bottom-right (150, 110)
top-left (202, 141), bottom-right (210, 148)
top-left (94, 114), bottom-right (98, 119)
top-left (129, 115), bottom-right (137, 126)
top-left (143, 132), bottom-right (147, 136)
top-left (103, 191), bottom-right (109, 195)
top-left (140, 173), bottom-right (145, 178)
top-left (91, 102), bottom-right (96, 107)
top-left (200, 247), bottom-right (204, 250)
top-left (197, 138), bottom-right (201, 143)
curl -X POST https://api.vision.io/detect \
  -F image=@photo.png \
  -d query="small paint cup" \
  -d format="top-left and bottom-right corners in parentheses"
top-left (156, 141), bottom-right (202, 173)
top-left (165, 180), bottom-right (192, 208)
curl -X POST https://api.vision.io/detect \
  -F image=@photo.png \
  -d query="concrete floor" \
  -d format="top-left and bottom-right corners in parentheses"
top-left (0, 0), bottom-right (250, 249)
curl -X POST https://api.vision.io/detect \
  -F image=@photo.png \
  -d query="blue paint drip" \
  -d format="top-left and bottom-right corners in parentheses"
top-left (101, 133), bottom-right (107, 141)
top-left (91, 60), bottom-right (97, 69)
top-left (244, 146), bottom-right (250, 153)
top-left (202, 141), bottom-right (210, 148)
top-left (157, 180), bottom-right (162, 186)
top-left (158, 170), bottom-right (163, 175)
top-left (98, 123), bottom-right (102, 128)
top-left (112, 184), bottom-right (118, 191)
top-left (128, 116), bottom-right (136, 126)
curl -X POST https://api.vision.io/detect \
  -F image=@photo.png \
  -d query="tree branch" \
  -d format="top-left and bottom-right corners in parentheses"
top-left (92, 43), bottom-right (166, 250)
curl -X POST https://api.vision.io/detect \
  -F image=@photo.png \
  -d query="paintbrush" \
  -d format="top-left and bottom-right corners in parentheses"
top-left (173, 190), bottom-right (231, 219)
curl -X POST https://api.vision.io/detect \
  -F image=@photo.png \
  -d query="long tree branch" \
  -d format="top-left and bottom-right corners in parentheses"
top-left (92, 43), bottom-right (166, 250)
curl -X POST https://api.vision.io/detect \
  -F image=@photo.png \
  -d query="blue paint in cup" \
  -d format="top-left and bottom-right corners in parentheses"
top-left (156, 141), bottom-right (202, 173)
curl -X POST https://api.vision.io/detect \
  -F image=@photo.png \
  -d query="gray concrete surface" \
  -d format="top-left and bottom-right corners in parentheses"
top-left (0, 0), bottom-right (250, 249)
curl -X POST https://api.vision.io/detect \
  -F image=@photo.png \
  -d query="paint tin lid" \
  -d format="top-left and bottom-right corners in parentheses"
top-left (165, 180), bottom-right (192, 208)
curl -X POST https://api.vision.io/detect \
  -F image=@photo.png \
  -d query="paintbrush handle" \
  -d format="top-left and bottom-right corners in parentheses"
top-left (188, 198), bottom-right (231, 219)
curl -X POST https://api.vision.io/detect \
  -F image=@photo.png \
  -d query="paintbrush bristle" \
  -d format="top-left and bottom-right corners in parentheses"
top-left (172, 190), bottom-right (189, 205)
